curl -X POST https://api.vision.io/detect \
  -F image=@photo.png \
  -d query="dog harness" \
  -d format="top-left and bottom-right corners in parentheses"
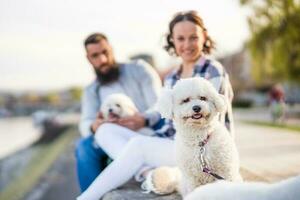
top-left (199, 134), bottom-right (225, 180)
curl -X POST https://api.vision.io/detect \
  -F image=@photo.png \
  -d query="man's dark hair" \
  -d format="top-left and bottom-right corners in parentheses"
top-left (84, 33), bottom-right (120, 85)
top-left (84, 33), bottom-right (108, 48)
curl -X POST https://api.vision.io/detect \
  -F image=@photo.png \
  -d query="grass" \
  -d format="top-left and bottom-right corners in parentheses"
top-left (242, 120), bottom-right (300, 133)
top-left (0, 126), bottom-right (78, 200)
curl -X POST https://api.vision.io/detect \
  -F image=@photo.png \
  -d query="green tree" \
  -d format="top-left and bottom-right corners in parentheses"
top-left (240, 0), bottom-right (300, 85)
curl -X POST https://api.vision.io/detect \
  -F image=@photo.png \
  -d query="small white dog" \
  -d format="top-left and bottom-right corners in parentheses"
top-left (185, 175), bottom-right (300, 200)
top-left (101, 93), bottom-right (137, 119)
top-left (100, 93), bottom-right (154, 136)
top-left (151, 77), bottom-right (241, 197)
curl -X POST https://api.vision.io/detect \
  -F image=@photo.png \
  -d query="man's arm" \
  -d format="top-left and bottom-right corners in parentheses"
top-left (79, 86), bottom-right (100, 138)
top-left (134, 60), bottom-right (162, 127)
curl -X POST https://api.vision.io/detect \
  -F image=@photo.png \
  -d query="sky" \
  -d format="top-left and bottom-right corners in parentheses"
top-left (0, 0), bottom-right (250, 91)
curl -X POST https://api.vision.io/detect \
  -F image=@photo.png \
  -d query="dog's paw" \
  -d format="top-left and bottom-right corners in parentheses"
top-left (141, 166), bottom-right (180, 195)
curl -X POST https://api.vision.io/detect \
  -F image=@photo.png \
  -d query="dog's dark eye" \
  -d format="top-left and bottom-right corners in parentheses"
top-left (116, 104), bottom-right (120, 107)
top-left (181, 98), bottom-right (190, 104)
top-left (200, 96), bottom-right (207, 101)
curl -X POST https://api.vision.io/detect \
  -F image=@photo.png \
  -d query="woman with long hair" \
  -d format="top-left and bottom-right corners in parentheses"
top-left (77, 10), bottom-right (234, 200)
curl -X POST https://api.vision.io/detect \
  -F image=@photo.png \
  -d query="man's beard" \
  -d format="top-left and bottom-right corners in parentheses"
top-left (95, 64), bottom-right (120, 85)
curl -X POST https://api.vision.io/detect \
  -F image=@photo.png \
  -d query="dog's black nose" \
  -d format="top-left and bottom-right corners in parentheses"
top-left (192, 105), bottom-right (201, 113)
top-left (108, 108), bottom-right (113, 113)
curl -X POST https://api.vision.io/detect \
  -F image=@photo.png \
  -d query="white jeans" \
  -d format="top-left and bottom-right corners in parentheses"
top-left (77, 123), bottom-right (176, 200)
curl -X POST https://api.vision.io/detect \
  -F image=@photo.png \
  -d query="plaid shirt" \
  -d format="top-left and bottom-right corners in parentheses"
top-left (155, 56), bottom-right (235, 139)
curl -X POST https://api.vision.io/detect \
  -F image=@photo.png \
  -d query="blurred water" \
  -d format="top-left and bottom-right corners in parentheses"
top-left (0, 117), bottom-right (40, 159)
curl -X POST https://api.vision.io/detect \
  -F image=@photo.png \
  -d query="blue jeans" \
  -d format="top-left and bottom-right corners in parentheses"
top-left (75, 135), bottom-right (109, 192)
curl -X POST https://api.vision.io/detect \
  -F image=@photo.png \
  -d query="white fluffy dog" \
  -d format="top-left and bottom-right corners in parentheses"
top-left (101, 93), bottom-right (137, 119)
top-left (153, 77), bottom-right (241, 197)
top-left (185, 175), bottom-right (300, 200)
top-left (100, 93), bottom-right (154, 136)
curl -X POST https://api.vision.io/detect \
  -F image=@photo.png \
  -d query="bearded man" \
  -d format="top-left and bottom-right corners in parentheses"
top-left (75, 33), bottom-right (162, 192)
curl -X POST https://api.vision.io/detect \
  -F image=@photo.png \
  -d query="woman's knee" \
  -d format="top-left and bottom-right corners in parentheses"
top-left (94, 123), bottom-right (132, 145)
top-left (125, 136), bottom-right (148, 152)
top-left (95, 123), bottom-right (121, 139)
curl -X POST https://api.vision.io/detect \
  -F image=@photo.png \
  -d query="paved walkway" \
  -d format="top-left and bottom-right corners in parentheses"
top-left (24, 139), bottom-right (80, 200)
top-left (235, 120), bottom-right (300, 182)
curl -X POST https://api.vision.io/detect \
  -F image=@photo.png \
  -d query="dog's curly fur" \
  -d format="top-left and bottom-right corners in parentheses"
top-left (100, 93), bottom-right (154, 136)
top-left (155, 77), bottom-right (242, 197)
top-left (100, 93), bottom-right (138, 119)
top-left (185, 175), bottom-right (300, 200)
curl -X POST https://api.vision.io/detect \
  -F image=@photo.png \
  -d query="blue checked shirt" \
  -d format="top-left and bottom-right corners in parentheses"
top-left (155, 56), bottom-right (235, 139)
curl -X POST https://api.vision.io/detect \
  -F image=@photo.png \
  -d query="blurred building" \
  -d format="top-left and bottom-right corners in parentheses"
top-left (218, 47), bottom-right (254, 94)
top-left (0, 87), bottom-right (82, 117)
top-left (218, 48), bottom-right (300, 106)
top-left (130, 53), bottom-right (156, 68)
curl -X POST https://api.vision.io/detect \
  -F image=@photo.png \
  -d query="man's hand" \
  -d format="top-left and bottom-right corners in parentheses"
top-left (91, 112), bottom-right (118, 134)
top-left (118, 113), bottom-right (146, 131)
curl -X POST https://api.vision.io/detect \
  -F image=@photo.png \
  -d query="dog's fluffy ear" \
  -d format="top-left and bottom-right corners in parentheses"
top-left (214, 94), bottom-right (226, 113)
top-left (155, 89), bottom-right (173, 119)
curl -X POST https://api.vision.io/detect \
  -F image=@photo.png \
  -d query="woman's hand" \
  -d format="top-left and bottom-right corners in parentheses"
top-left (118, 113), bottom-right (146, 131)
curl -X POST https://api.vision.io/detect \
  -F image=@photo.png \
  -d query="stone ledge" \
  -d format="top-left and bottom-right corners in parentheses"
top-left (102, 168), bottom-right (266, 200)
top-left (103, 180), bottom-right (181, 200)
